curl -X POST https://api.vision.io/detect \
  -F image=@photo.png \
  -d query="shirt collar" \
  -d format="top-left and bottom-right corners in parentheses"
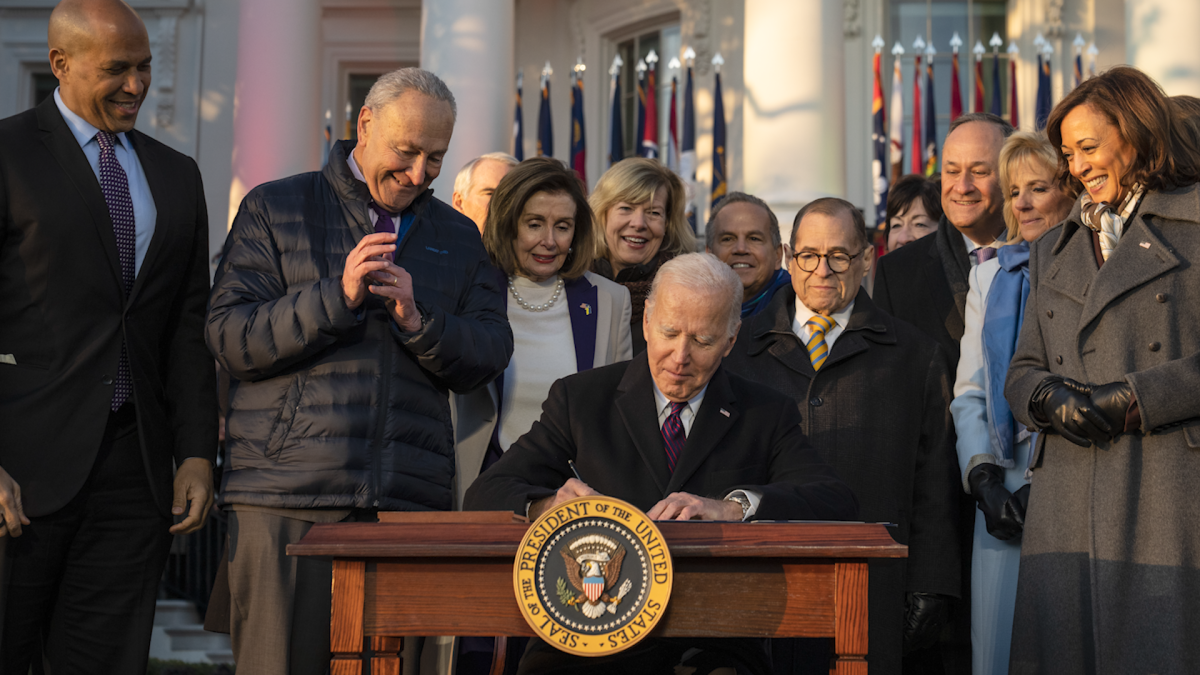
top-left (347, 147), bottom-right (367, 183)
top-left (794, 296), bottom-right (855, 332)
top-left (652, 379), bottom-right (707, 417)
top-left (54, 87), bottom-right (128, 150)
top-left (963, 228), bottom-right (1008, 253)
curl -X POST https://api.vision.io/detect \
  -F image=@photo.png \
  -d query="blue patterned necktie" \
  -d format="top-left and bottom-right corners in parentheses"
top-left (96, 131), bottom-right (135, 411)
top-left (661, 402), bottom-right (687, 472)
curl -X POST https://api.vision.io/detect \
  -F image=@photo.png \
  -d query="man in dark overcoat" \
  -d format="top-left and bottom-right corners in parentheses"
top-left (725, 198), bottom-right (960, 675)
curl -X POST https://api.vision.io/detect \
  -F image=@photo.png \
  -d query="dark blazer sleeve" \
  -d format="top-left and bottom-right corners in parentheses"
top-left (904, 343), bottom-right (962, 596)
top-left (165, 160), bottom-right (219, 465)
top-left (206, 190), bottom-right (361, 382)
top-left (463, 376), bottom-right (574, 514)
top-left (731, 398), bottom-right (860, 522)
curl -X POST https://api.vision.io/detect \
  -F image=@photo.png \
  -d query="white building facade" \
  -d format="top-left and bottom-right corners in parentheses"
top-left (1, 0), bottom-right (1196, 263)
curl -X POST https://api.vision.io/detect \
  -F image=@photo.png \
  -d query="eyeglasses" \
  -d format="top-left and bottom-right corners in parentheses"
top-left (791, 248), bottom-right (867, 273)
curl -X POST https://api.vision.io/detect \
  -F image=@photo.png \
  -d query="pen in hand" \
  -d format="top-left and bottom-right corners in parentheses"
top-left (568, 459), bottom-right (583, 482)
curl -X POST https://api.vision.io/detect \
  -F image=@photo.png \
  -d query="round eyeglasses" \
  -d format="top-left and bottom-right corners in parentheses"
top-left (791, 248), bottom-right (867, 273)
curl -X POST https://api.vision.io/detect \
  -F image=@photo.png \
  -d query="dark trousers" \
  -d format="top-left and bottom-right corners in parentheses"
top-left (0, 404), bottom-right (172, 674)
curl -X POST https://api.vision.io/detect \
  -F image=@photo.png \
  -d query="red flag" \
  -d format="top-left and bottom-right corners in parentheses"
top-left (911, 54), bottom-right (923, 175)
top-left (1009, 60), bottom-right (1019, 129)
top-left (641, 60), bottom-right (659, 158)
top-left (974, 57), bottom-right (985, 113)
top-left (950, 52), bottom-right (963, 121)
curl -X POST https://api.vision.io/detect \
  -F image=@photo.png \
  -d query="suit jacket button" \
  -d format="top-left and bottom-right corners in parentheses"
top-left (1157, 293), bottom-right (1168, 303)
top-left (1055, 356), bottom-right (1063, 365)
top-left (102, 376), bottom-right (114, 385)
top-left (809, 397), bottom-right (823, 407)
top-left (1046, 310), bottom-right (1054, 318)
top-left (1149, 342), bottom-right (1161, 352)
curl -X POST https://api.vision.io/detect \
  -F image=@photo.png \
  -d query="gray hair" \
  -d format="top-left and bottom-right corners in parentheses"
top-left (947, 111), bottom-right (1015, 139)
top-left (705, 191), bottom-right (781, 250)
top-left (645, 253), bottom-right (743, 338)
top-left (364, 67), bottom-right (457, 121)
top-left (453, 152), bottom-right (520, 197)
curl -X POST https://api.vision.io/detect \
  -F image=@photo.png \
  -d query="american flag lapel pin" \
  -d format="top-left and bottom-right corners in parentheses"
top-left (1140, 241), bottom-right (1151, 249)
top-left (719, 408), bottom-right (730, 417)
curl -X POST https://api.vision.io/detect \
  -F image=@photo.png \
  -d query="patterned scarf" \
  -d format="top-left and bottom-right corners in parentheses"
top-left (1079, 183), bottom-right (1145, 261)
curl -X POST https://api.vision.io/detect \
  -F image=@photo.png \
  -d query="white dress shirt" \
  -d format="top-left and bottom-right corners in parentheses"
top-left (792, 297), bottom-right (856, 351)
top-left (54, 88), bottom-right (156, 275)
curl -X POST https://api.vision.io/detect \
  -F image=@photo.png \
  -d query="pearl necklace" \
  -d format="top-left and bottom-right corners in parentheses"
top-left (508, 276), bottom-right (564, 312)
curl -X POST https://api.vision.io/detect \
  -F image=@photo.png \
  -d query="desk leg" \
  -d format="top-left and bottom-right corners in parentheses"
top-left (371, 636), bottom-right (404, 675)
top-left (331, 560), bottom-right (367, 675)
top-left (833, 561), bottom-right (868, 675)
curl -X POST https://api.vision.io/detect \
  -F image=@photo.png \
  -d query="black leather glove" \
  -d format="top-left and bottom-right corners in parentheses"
top-left (1090, 381), bottom-right (1133, 435)
top-left (1028, 375), bottom-right (1112, 447)
top-left (1012, 483), bottom-right (1031, 518)
top-left (903, 592), bottom-right (951, 653)
top-left (968, 463), bottom-right (1025, 540)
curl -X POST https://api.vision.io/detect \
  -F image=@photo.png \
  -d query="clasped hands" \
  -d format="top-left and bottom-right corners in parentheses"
top-left (529, 478), bottom-right (743, 522)
top-left (1030, 375), bottom-right (1134, 447)
top-left (341, 232), bottom-right (422, 332)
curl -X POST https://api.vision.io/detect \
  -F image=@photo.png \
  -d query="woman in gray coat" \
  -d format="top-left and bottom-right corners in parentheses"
top-left (1004, 66), bottom-right (1200, 674)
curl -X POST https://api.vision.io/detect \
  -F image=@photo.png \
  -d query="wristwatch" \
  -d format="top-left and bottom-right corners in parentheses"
top-left (726, 492), bottom-right (752, 521)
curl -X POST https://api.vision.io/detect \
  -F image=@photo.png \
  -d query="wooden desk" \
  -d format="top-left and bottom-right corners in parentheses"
top-left (289, 516), bottom-right (905, 675)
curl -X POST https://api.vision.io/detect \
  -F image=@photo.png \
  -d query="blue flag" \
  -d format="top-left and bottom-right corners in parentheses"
top-left (514, 77), bottom-right (524, 161)
top-left (990, 51), bottom-right (1002, 116)
top-left (1035, 54), bottom-right (1051, 130)
top-left (537, 76), bottom-right (553, 157)
top-left (681, 65), bottom-right (697, 231)
top-left (570, 75), bottom-right (586, 185)
top-left (608, 71), bottom-right (623, 167)
top-left (711, 71), bottom-right (727, 211)
top-left (871, 52), bottom-right (889, 224)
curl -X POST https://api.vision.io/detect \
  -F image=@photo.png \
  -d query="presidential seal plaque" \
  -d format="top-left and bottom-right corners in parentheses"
top-left (514, 495), bottom-right (673, 656)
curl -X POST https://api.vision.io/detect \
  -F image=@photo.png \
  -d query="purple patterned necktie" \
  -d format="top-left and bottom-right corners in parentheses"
top-left (970, 246), bottom-right (997, 265)
top-left (370, 202), bottom-right (396, 261)
top-left (96, 131), bottom-right (135, 411)
top-left (661, 402), bottom-right (688, 472)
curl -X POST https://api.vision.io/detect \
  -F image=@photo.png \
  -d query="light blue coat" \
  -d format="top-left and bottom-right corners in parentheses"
top-left (950, 257), bottom-right (1031, 675)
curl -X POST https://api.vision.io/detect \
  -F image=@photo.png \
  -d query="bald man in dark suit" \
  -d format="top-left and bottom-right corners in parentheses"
top-left (0, 1), bottom-right (215, 671)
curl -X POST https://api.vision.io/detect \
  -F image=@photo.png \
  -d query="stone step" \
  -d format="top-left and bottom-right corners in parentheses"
top-left (154, 598), bottom-right (202, 627)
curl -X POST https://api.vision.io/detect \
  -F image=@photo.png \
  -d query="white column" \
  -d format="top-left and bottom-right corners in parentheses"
top-left (421, 0), bottom-right (515, 198)
top-left (227, 0), bottom-right (321, 226)
top-left (741, 0), bottom-right (845, 242)
top-left (1126, 0), bottom-right (1200, 97)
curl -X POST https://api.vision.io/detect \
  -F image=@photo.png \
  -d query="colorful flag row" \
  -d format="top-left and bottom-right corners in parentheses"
top-left (511, 49), bottom-right (724, 231)
top-left (872, 32), bottom-right (1100, 225)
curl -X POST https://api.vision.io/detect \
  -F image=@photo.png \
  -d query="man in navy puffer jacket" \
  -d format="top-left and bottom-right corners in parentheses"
top-left (206, 67), bottom-right (512, 674)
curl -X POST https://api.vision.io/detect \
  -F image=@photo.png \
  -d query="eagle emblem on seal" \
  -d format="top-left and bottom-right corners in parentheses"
top-left (558, 534), bottom-right (635, 619)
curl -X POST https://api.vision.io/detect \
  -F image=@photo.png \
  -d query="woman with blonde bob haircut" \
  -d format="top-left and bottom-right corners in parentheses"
top-left (951, 131), bottom-right (1075, 674)
top-left (590, 157), bottom-right (695, 352)
top-left (454, 157), bottom-right (632, 509)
